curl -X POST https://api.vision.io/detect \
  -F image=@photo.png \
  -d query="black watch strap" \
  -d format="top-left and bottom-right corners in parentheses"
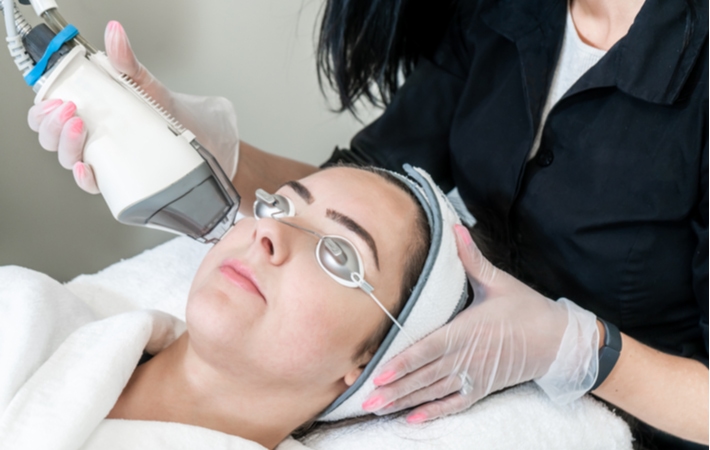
top-left (591, 318), bottom-right (622, 391)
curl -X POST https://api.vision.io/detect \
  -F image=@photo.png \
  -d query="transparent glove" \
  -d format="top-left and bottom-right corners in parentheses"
top-left (362, 224), bottom-right (599, 423)
top-left (26, 21), bottom-right (239, 194)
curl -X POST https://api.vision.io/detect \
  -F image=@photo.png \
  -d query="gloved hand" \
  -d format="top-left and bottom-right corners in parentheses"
top-left (362, 224), bottom-right (600, 423)
top-left (26, 21), bottom-right (239, 194)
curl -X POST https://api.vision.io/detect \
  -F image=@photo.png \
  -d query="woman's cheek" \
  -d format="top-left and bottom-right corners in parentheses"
top-left (186, 283), bottom-right (253, 356)
top-left (258, 285), bottom-right (357, 381)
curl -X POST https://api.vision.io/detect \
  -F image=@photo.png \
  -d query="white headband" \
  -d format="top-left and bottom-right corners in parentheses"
top-left (319, 165), bottom-right (469, 421)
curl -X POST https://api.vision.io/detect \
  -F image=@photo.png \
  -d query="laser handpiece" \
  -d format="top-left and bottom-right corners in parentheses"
top-left (1, 0), bottom-right (240, 243)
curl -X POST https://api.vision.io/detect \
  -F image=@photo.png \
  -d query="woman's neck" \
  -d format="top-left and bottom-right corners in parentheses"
top-left (570, 0), bottom-right (645, 51)
top-left (107, 333), bottom-right (334, 449)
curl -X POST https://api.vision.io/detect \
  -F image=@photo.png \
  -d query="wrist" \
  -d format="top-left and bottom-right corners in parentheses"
top-left (596, 319), bottom-right (606, 350)
top-left (534, 298), bottom-right (600, 404)
top-left (590, 318), bottom-right (623, 391)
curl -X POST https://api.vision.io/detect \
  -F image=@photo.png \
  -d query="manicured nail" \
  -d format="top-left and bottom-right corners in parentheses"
top-left (454, 224), bottom-right (473, 246)
top-left (59, 102), bottom-right (76, 121)
top-left (70, 118), bottom-right (84, 135)
top-left (74, 162), bottom-right (85, 179)
top-left (362, 396), bottom-right (385, 412)
top-left (107, 20), bottom-right (120, 32)
top-left (373, 370), bottom-right (397, 386)
top-left (406, 412), bottom-right (427, 424)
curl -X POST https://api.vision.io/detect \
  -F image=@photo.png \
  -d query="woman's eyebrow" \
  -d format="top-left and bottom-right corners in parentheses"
top-left (326, 209), bottom-right (380, 270)
top-left (281, 180), bottom-right (314, 204)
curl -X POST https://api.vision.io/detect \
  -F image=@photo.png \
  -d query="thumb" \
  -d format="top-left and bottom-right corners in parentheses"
top-left (453, 224), bottom-right (499, 289)
top-left (104, 21), bottom-right (142, 79)
top-left (104, 21), bottom-right (172, 109)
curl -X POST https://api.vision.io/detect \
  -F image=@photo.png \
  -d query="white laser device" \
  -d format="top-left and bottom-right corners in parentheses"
top-left (2, 0), bottom-right (240, 243)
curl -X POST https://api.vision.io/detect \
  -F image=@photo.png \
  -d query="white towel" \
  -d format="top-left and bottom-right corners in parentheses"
top-left (63, 236), bottom-right (632, 449)
top-left (0, 265), bottom-right (307, 450)
top-left (303, 383), bottom-right (632, 449)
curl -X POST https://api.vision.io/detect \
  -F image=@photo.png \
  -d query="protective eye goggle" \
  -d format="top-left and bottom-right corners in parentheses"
top-left (253, 188), bottom-right (413, 341)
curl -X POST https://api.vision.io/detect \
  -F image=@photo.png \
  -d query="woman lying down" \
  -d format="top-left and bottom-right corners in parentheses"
top-left (0, 165), bottom-right (468, 450)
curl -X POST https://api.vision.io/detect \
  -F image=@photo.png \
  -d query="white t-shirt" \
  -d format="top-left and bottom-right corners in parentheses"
top-left (529, 6), bottom-right (607, 159)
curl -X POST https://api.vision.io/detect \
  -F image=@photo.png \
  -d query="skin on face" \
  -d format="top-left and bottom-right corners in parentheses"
top-left (186, 167), bottom-right (420, 396)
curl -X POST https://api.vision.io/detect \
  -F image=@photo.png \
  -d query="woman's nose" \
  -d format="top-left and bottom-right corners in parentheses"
top-left (253, 217), bottom-right (295, 266)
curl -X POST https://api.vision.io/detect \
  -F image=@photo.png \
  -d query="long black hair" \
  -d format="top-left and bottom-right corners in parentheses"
top-left (317, 0), bottom-right (457, 113)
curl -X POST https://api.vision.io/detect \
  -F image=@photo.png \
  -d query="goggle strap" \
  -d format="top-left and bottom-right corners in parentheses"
top-left (272, 215), bottom-right (323, 240)
top-left (365, 291), bottom-right (415, 345)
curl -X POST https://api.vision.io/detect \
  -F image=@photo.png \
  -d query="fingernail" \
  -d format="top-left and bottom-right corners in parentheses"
top-left (454, 224), bottom-right (473, 246)
top-left (406, 412), bottom-right (427, 424)
top-left (105, 21), bottom-right (124, 46)
top-left (362, 396), bottom-right (385, 412)
top-left (42, 99), bottom-right (63, 113)
top-left (74, 162), bottom-right (85, 179)
top-left (373, 370), bottom-right (396, 386)
top-left (70, 118), bottom-right (84, 135)
top-left (107, 20), bottom-right (122, 34)
top-left (59, 102), bottom-right (76, 121)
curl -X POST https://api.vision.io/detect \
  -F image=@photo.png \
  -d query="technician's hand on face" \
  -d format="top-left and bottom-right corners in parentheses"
top-left (362, 224), bottom-right (599, 423)
top-left (26, 21), bottom-right (239, 194)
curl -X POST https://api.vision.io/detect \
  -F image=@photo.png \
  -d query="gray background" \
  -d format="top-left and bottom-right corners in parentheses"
top-left (0, 0), bottom-right (378, 281)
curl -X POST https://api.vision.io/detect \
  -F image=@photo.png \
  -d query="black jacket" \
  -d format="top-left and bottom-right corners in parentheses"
top-left (326, 0), bottom-right (708, 446)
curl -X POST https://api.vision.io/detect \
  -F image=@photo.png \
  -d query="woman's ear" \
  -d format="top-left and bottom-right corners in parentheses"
top-left (344, 365), bottom-right (365, 387)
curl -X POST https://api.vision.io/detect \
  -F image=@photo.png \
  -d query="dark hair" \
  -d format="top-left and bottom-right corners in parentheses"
top-left (316, 0), bottom-right (457, 113)
top-left (293, 165), bottom-right (430, 438)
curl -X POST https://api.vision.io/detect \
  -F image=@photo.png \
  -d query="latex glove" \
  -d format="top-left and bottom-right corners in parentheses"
top-left (362, 224), bottom-right (599, 423)
top-left (26, 21), bottom-right (239, 194)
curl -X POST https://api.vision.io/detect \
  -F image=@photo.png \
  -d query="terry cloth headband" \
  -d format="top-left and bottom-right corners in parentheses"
top-left (319, 164), bottom-right (469, 421)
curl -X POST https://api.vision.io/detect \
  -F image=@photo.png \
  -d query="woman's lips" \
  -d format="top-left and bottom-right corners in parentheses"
top-left (219, 259), bottom-right (265, 301)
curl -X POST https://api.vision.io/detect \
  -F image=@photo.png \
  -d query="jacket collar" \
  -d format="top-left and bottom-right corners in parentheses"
top-left (482, 0), bottom-right (708, 105)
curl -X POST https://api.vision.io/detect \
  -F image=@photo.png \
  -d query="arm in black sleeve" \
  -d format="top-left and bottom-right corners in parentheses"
top-left (692, 138), bottom-right (709, 366)
top-left (322, 17), bottom-right (471, 193)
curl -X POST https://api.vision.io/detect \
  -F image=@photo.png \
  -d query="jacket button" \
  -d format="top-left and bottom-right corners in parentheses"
top-left (536, 150), bottom-right (554, 167)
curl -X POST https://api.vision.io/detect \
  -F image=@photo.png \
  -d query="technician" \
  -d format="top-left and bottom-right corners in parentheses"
top-left (27, 0), bottom-right (708, 448)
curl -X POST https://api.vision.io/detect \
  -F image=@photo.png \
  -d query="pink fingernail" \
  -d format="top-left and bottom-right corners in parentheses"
top-left (74, 162), bottom-right (85, 179)
top-left (362, 396), bottom-right (385, 412)
top-left (454, 224), bottom-right (473, 246)
top-left (407, 413), bottom-right (427, 424)
top-left (373, 370), bottom-right (397, 386)
top-left (59, 102), bottom-right (77, 121)
top-left (108, 20), bottom-right (125, 36)
top-left (70, 119), bottom-right (84, 135)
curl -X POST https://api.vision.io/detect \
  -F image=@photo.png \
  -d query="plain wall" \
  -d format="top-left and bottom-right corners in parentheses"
top-left (0, 0), bottom-right (378, 281)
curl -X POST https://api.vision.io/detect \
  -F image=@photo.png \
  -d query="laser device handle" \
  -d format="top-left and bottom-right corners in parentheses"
top-left (34, 45), bottom-right (240, 242)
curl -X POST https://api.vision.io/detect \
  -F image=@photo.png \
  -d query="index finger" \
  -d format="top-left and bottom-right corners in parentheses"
top-left (373, 327), bottom-right (447, 386)
top-left (28, 99), bottom-right (64, 132)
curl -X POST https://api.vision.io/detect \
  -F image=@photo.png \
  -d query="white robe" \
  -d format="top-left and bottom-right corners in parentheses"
top-left (0, 266), bottom-right (307, 450)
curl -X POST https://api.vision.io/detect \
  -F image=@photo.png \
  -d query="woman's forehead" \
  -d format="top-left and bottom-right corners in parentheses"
top-left (298, 168), bottom-right (413, 218)
top-left (296, 167), bottom-right (418, 264)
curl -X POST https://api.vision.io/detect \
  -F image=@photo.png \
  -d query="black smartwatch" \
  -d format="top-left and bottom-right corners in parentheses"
top-left (591, 318), bottom-right (622, 391)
